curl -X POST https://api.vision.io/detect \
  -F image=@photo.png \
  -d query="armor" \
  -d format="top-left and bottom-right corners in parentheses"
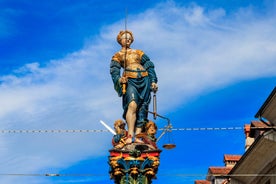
top-left (112, 49), bottom-right (148, 79)
top-left (110, 30), bottom-right (158, 129)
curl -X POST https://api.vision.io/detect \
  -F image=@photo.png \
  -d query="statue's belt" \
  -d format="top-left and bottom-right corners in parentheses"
top-left (123, 68), bottom-right (148, 78)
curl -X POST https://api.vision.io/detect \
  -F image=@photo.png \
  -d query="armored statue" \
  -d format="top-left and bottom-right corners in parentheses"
top-left (110, 30), bottom-right (158, 145)
top-left (109, 30), bottom-right (161, 184)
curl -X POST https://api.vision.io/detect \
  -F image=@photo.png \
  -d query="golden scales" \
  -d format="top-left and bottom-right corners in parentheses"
top-left (148, 110), bottom-right (176, 150)
top-left (149, 92), bottom-right (176, 150)
top-left (156, 117), bottom-right (176, 150)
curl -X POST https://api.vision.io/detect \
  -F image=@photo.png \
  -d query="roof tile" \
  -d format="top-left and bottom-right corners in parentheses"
top-left (224, 154), bottom-right (242, 161)
top-left (208, 167), bottom-right (232, 175)
top-left (195, 180), bottom-right (211, 184)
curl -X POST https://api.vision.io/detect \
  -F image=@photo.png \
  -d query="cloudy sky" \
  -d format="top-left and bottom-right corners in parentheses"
top-left (0, 0), bottom-right (276, 183)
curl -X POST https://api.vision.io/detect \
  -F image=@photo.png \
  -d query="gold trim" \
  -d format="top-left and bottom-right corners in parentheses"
top-left (123, 71), bottom-right (148, 78)
top-left (124, 156), bottom-right (145, 161)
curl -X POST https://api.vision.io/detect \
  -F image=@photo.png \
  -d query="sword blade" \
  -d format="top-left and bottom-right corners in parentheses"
top-left (100, 120), bottom-right (116, 135)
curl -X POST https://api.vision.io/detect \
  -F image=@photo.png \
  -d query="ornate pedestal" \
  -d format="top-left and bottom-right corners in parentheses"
top-left (108, 143), bottom-right (161, 184)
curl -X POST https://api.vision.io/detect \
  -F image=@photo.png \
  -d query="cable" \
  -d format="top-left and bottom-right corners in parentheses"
top-left (0, 173), bottom-right (105, 177)
top-left (0, 129), bottom-right (110, 134)
top-left (160, 174), bottom-right (276, 177)
top-left (0, 173), bottom-right (275, 177)
top-left (168, 127), bottom-right (243, 131)
top-left (0, 127), bottom-right (241, 134)
top-left (0, 126), bottom-right (274, 134)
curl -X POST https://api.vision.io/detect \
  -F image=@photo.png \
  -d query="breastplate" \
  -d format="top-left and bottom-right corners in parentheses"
top-left (120, 49), bottom-right (148, 78)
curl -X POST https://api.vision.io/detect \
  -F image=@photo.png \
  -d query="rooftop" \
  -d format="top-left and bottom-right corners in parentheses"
top-left (224, 154), bottom-right (242, 162)
top-left (251, 120), bottom-right (270, 128)
top-left (255, 87), bottom-right (276, 126)
top-left (208, 167), bottom-right (232, 175)
top-left (194, 180), bottom-right (211, 184)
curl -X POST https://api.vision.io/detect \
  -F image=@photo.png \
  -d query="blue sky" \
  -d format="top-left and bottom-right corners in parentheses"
top-left (0, 0), bottom-right (276, 183)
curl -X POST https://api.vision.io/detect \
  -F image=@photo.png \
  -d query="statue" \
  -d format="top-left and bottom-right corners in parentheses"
top-left (136, 120), bottom-right (158, 149)
top-left (110, 30), bottom-right (158, 145)
top-left (112, 119), bottom-right (128, 149)
top-left (108, 30), bottom-right (162, 184)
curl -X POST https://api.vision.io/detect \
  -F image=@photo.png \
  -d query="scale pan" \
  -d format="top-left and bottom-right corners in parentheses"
top-left (162, 144), bottom-right (176, 149)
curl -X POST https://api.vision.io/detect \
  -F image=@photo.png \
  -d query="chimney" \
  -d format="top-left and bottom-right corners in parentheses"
top-left (244, 124), bottom-right (254, 151)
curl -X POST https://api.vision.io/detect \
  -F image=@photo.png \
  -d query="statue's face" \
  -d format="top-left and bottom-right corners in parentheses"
top-left (114, 125), bottom-right (120, 134)
top-left (147, 125), bottom-right (157, 135)
top-left (120, 33), bottom-right (133, 48)
top-left (114, 123), bottom-right (125, 134)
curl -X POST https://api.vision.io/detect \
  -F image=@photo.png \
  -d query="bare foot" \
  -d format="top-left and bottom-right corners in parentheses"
top-left (115, 142), bottom-right (125, 149)
top-left (125, 136), bottom-right (133, 144)
top-left (134, 138), bottom-right (144, 143)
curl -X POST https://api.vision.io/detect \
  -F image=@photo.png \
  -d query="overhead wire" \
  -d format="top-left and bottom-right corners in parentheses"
top-left (0, 127), bottom-right (274, 178)
top-left (0, 173), bottom-right (275, 177)
top-left (0, 126), bottom-right (274, 134)
top-left (0, 129), bottom-right (110, 134)
top-left (0, 173), bottom-right (105, 177)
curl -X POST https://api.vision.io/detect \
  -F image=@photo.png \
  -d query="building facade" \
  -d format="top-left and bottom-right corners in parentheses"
top-left (229, 87), bottom-right (276, 184)
top-left (196, 87), bottom-right (276, 184)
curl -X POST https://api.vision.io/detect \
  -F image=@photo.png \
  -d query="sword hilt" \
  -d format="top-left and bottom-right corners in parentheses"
top-left (122, 83), bottom-right (126, 95)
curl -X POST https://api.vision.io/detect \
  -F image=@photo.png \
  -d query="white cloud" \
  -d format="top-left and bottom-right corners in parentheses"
top-left (121, 2), bottom-right (276, 109)
top-left (1, 1), bottom-right (276, 183)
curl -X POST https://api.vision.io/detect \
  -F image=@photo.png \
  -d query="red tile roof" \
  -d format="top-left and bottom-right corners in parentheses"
top-left (251, 120), bottom-right (270, 127)
top-left (194, 180), bottom-right (211, 184)
top-left (224, 154), bottom-right (242, 161)
top-left (249, 120), bottom-right (271, 137)
top-left (208, 167), bottom-right (232, 175)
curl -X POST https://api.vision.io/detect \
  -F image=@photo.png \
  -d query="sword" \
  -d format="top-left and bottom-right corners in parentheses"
top-left (122, 9), bottom-right (128, 95)
top-left (100, 120), bottom-right (116, 135)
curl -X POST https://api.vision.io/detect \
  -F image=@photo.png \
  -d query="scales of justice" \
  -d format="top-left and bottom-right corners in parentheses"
top-left (101, 29), bottom-right (176, 184)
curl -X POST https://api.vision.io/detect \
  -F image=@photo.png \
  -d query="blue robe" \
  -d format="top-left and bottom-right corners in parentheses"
top-left (110, 51), bottom-right (157, 128)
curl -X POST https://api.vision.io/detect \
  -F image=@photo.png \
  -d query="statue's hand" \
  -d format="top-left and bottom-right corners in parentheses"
top-left (151, 82), bottom-right (158, 92)
top-left (119, 76), bottom-right (128, 84)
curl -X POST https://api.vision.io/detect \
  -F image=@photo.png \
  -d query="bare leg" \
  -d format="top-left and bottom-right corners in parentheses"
top-left (134, 127), bottom-right (144, 143)
top-left (135, 127), bottom-right (142, 135)
top-left (125, 101), bottom-right (137, 143)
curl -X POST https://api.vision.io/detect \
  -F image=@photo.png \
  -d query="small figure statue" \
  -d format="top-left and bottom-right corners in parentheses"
top-left (112, 119), bottom-right (128, 149)
top-left (136, 121), bottom-right (158, 149)
top-left (110, 30), bottom-right (158, 144)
